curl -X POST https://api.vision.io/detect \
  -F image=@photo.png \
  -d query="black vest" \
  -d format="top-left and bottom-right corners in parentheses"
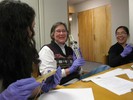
top-left (46, 41), bottom-right (80, 85)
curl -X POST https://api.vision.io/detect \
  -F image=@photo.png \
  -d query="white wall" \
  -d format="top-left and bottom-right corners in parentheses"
top-left (129, 0), bottom-right (133, 43)
top-left (21, 0), bottom-right (68, 50)
top-left (43, 0), bottom-right (68, 45)
top-left (71, 0), bottom-right (129, 45)
top-left (111, 0), bottom-right (129, 44)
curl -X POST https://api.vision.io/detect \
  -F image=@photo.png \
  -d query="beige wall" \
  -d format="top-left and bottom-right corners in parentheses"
top-left (111, 0), bottom-right (129, 44)
top-left (129, 0), bottom-right (133, 44)
top-left (22, 0), bottom-right (68, 51)
top-left (43, 0), bottom-right (68, 45)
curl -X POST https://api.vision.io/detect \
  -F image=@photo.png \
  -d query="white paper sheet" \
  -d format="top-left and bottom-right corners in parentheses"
top-left (82, 68), bottom-right (133, 82)
top-left (38, 88), bottom-right (94, 100)
top-left (82, 68), bottom-right (124, 82)
top-left (124, 69), bottom-right (133, 79)
top-left (92, 77), bottom-right (133, 95)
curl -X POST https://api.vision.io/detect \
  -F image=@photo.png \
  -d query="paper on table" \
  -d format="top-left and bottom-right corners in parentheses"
top-left (124, 69), bottom-right (133, 79)
top-left (82, 68), bottom-right (133, 82)
top-left (82, 68), bottom-right (124, 82)
top-left (96, 68), bottom-right (133, 79)
top-left (38, 88), bottom-right (94, 100)
top-left (92, 77), bottom-right (133, 95)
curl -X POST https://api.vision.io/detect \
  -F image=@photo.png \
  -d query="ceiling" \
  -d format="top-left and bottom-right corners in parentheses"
top-left (68, 0), bottom-right (87, 5)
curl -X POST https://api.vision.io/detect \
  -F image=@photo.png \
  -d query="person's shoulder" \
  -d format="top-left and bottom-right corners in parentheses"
top-left (109, 42), bottom-right (123, 53)
top-left (39, 44), bottom-right (51, 52)
top-left (40, 43), bottom-right (50, 49)
top-left (110, 42), bottom-right (121, 49)
top-left (109, 43), bottom-right (119, 52)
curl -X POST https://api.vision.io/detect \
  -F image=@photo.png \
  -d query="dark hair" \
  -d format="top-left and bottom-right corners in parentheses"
top-left (115, 26), bottom-right (130, 36)
top-left (50, 22), bottom-right (69, 40)
top-left (0, 0), bottom-right (40, 89)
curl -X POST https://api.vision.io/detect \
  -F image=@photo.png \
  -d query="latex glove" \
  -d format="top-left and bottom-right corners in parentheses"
top-left (41, 66), bottom-right (62, 93)
top-left (120, 44), bottom-right (133, 57)
top-left (73, 48), bottom-right (83, 60)
top-left (0, 77), bottom-right (40, 100)
top-left (69, 58), bottom-right (85, 74)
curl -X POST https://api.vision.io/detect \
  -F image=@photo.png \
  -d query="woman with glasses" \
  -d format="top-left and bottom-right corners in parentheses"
top-left (39, 22), bottom-right (86, 85)
top-left (39, 22), bottom-right (110, 85)
top-left (108, 26), bottom-right (133, 67)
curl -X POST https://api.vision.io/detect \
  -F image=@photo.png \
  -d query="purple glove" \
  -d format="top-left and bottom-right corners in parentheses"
top-left (0, 77), bottom-right (40, 100)
top-left (73, 48), bottom-right (83, 60)
top-left (120, 44), bottom-right (133, 57)
top-left (41, 66), bottom-right (62, 93)
top-left (69, 58), bottom-right (85, 74)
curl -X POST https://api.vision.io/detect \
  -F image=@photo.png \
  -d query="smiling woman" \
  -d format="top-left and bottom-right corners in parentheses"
top-left (108, 26), bottom-right (133, 67)
top-left (39, 22), bottom-right (86, 85)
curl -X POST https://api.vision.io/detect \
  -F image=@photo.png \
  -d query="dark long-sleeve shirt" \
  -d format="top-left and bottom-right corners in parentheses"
top-left (108, 42), bottom-right (133, 67)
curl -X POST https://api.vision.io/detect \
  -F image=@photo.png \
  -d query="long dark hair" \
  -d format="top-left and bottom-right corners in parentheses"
top-left (0, 0), bottom-right (40, 89)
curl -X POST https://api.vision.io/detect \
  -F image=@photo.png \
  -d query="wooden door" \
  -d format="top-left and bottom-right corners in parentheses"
top-left (78, 5), bottom-right (111, 64)
top-left (78, 9), bottom-right (94, 61)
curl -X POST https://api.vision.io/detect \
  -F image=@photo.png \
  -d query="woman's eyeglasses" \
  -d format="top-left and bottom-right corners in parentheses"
top-left (55, 29), bottom-right (67, 33)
